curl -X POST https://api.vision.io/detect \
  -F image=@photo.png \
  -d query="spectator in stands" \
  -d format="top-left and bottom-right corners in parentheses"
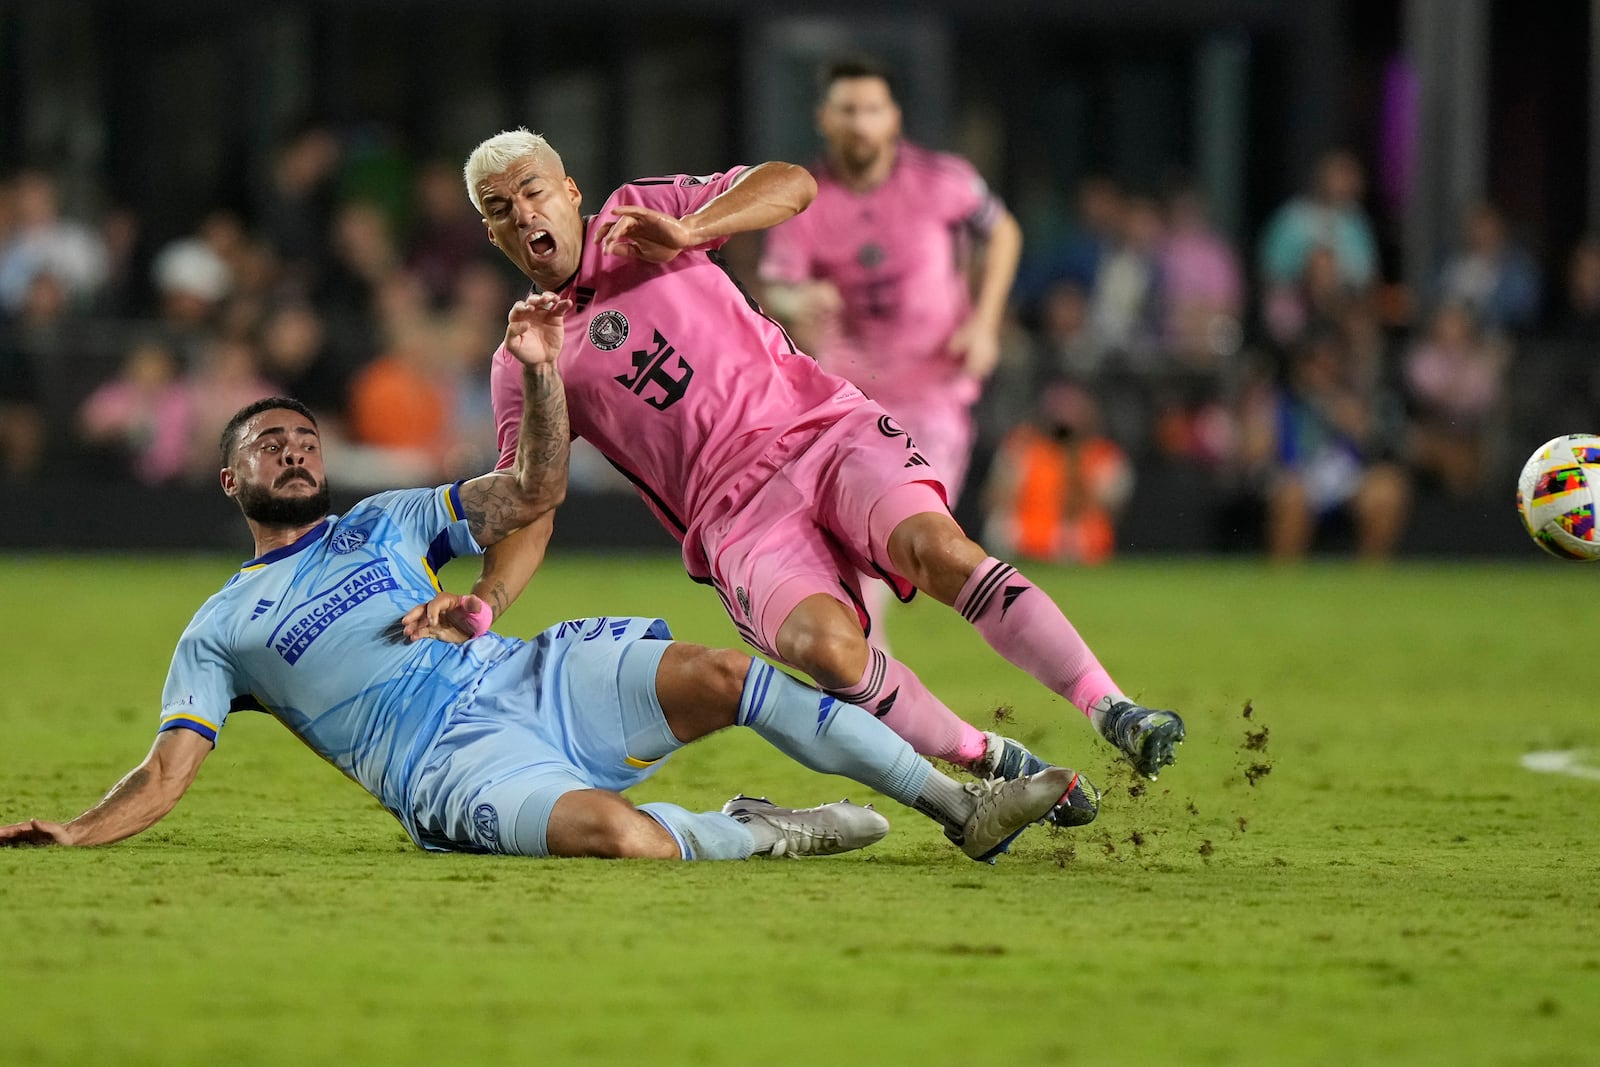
top-left (95, 204), bottom-right (151, 318)
top-left (0, 168), bottom-right (109, 316)
top-left (1160, 183), bottom-right (1244, 368)
top-left (1035, 275), bottom-right (1152, 454)
top-left (1089, 194), bottom-right (1165, 366)
top-left (446, 258), bottom-right (517, 350)
top-left (1013, 174), bottom-right (1123, 315)
top-left (76, 338), bottom-right (191, 486)
top-left (0, 271), bottom-right (67, 479)
top-left (406, 159), bottom-right (492, 308)
top-left (1557, 235), bottom-right (1600, 345)
top-left (151, 236), bottom-right (231, 367)
top-left (434, 260), bottom-right (518, 479)
top-left (1036, 278), bottom-right (1104, 383)
top-left (183, 337), bottom-right (281, 481)
top-left (1432, 202), bottom-right (1540, 335)
top-left (1239, 329), bottom-right (1409, 560)
top-left (346, 271), bottom-right (452, 483)
top-left (1263, 244), bottom-right (1359, 350)
top-left (258, 300), bottom-right (350, 433)
top-left (317, 199), bottom-right (400, 348)
top-left (1065, 175), bottom-right (1125, 294)
top-left (983, 381), bottom-right (1133, 566)
top-left (1402, 302), bottom-right (1509, 498)
top-left (1258, 150), bottom-right (1379, 295)
top-left (260, 123), bottom-right (341, 293)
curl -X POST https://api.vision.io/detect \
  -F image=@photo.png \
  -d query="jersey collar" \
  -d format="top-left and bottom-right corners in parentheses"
top-left (241, 517), bottom-right (332, 570)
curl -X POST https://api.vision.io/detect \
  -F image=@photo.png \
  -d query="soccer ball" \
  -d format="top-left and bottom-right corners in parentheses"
top-left (1517, 434), bottom-right (1600, 560)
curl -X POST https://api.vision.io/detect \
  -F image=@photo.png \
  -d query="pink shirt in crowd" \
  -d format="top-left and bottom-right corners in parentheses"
top-left (758, 142), bottom-right (1004, 410)
top-left (492, 168), bottom-right (864, 577)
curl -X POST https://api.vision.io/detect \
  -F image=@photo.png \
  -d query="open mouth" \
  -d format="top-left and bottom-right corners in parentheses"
top-left (526, 230), bottom-right (557, 258)
top-left (277, 471), bottom-right (316, 489)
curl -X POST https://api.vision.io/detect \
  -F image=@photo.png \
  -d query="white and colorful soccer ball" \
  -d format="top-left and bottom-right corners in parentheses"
top-left (1517, 434), bottom-right (1600, 560)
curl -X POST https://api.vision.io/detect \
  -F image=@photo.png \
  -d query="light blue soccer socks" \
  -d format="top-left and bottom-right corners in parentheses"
top-left (738, 660), bottom-right (932, 804)
top-left (637, 802), bottom-right (758, 860)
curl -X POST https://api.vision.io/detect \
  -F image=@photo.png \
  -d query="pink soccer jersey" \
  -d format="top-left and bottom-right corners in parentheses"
top-left (758, 142), bottom-right (1004, 412)
top-left (492, 169), bottom-right (865, 578)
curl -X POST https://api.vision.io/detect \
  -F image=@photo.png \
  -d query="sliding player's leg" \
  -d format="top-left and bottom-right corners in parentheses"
top-left (650, 640), bottom-right (1083, 862)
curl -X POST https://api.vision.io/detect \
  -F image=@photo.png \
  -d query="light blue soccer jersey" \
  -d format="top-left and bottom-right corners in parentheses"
top-left (158, 483), bottom-right (523, 838)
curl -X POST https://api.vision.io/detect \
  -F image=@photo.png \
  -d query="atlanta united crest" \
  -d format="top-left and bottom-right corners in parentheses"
top-left (588, 309), bottom-right (630, 351)
top-left (472, 803), bottom-right (501, 851)
top-left (329, 525), bottom-right (371, 554)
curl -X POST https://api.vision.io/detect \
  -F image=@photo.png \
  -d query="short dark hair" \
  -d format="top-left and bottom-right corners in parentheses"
top-left (220, 396), bottom-right (318, 464)
top-left (818, 55), bottom-right (898, 101)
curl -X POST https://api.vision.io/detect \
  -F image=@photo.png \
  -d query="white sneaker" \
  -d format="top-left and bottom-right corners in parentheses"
top-left (948, 766), bottom-right (1078, 864)
top-left (722, 795), bottom-right (890, 858)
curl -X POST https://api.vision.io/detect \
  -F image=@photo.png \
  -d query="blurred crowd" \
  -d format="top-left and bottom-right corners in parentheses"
top-left (3, 130), bottom-right (1598, 559)
top-left (977, 150), bottom-right (1600, 561)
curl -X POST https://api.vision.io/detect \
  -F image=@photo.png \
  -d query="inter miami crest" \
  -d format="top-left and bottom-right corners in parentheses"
top-left (588, 309), bottom-right (630, 351)
top-left (856, 242), bottom-right (885, 269)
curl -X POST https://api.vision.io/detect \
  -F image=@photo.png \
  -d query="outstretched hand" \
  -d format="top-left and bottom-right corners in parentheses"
top-left (400, 593), bottom-right (494, 644)
top-left (595, 205), bottom-right (701, 263)
top-left (0, 819), bottom-right (73, 847)
top-left (506, 292), bottom-right (575, 368)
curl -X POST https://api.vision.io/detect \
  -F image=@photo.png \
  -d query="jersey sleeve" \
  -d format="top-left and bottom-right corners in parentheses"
top-left (158, 615), bottom-right (242, 746)
top-left (940, 154), bottom-right (1005, 236)
top-left (611, 168), bottom-right (749, 251)
top-left (364, 484), bottom-right (487, 563)
top-left (490, 343), bottom-right (521, 471)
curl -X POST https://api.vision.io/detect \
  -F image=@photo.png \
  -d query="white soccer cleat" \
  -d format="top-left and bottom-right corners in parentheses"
top-left (949, 766), bottom-right (1079, 864)
top-left (722, 795), bottom-right (890, 858)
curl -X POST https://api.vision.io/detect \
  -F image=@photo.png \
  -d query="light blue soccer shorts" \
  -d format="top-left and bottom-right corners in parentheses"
top-left (407, 616), bottom-right (679, 856)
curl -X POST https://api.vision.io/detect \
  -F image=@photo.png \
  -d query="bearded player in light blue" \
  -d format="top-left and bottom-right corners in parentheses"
top-left (0, 292), bottom-right (1086, 862)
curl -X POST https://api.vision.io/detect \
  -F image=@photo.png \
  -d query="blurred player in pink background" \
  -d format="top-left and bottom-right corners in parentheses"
top-left (760, 56), bottom-right (1021, 645)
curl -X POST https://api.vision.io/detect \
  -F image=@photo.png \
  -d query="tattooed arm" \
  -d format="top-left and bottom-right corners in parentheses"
top-left (0, 728), bottom-right (212, 847)
top-left (399, 294), bottom-right (571, 642)
top-left (456, 294), bottom-right (572, 550)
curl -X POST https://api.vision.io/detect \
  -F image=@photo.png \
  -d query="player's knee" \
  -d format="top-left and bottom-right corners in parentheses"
top-left (657, 643), bottom-right (746, 739)
top-left (700, 647), bottom-right (753, 706)
top-left (889, 515), bottom-right (985, 604)
top-left (780, 622), bottom-right (867, 690)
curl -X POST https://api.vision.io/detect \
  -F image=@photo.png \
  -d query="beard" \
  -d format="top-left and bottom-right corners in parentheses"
top-left (236, 475), bottom-right (331, 527)
top-left (839, 137), bottom-right (889, 173)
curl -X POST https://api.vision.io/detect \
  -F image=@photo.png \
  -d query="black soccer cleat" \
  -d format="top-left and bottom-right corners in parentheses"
top-left (1099, 701), bottom-right (1186, 780)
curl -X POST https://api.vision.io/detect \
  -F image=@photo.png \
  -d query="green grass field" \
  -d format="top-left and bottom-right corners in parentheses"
top-left (2, 552), bottom-right (1596, 1066)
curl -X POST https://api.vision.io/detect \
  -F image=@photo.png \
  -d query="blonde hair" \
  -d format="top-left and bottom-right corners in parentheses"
top-left (463, 128), bottom-right (563, 215)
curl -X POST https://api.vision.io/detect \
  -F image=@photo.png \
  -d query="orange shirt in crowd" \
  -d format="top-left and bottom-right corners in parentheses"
top-left (990, 425), bottom-right (1128, 565)
top-left (347, 355), bottom-right (449, 452)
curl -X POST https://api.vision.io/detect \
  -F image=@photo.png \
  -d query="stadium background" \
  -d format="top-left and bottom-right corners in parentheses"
top-left (5, 5), bottom-right (1600, 1066)
top-left (2, 0), bottom-right (1595, 558)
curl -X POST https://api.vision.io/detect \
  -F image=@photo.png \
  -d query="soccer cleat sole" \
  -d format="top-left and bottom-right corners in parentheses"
top-left (1043, 770), bottom-right (1100, 827)
top-left (1131, 718), bottom-right (1186, 780)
